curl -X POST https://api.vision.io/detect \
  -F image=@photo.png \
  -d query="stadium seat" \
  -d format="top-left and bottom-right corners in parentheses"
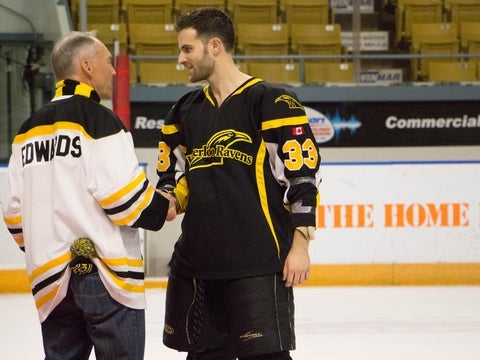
top-left (304, 62), bottom-right (354, 83)
top-left (410, 22), bottom-right (459, 80)
top-left (428, 61), bottom-right (478, 81)
top-left (395, 0), bottom-right (443, 44)
top-left (71, 0), bottom-right (121, 26)
top-left (444, 0), bottom-right (480, 32)
top-left (459, 22), bottom-right (480, 54)
top-left (289, 24), bottom-right (343, 61)
top-left (87, 23), bottom-right (128, 55)
top-left (129, 22), bottom-right (180, 84)
top-left (227, 0), bottom-right (279, 23)
top-left (176, 0), bottom-right (226, 15)
top-left (122, 0), bottom-right (174, 24)
top-left (247, 61), bottom-right (301, 84)
top-left (279, 0), bottom-right (331, 25)
top-left (128, 23), bottom-right (178, 55)
top-left (236, 23), bottom-right (289, 55)
top-left (137, 61), bottom-right (189, 84)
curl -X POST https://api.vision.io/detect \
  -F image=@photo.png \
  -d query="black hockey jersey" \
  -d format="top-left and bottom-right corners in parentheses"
top-left (157, 78), bottom-right (321, 279)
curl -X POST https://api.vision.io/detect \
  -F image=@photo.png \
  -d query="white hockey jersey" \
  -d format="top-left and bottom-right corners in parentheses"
top-left (2, 80), bottom-right (170, 322)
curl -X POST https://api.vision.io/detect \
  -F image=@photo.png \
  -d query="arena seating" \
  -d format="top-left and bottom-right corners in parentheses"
top-left (227, 0), bottom-right (279, 23)
top-left (122, 0), bottom-right (174, 24)
top-left (444, 0), bottom-right (480, 32)
top-left (289, 23), bottom-right (343, 61)
top-left (395, 0), bottom-right (443, 44)
top-left (279, 0), bottom-right (331, 25)
top-left (410, 22), bottom-right (459, 80)
top-left (68, 0), bottom-right (480, 84)
top-left (70, 0), bottom-right (121, 25)
top-left (428, 60), bottom-right (477, 81)
top-left (248, 61), bottom-right (301, 83)
top-left (304, 62), bottom-right (354, 83)
top-left (87, 22), bottom-right (128, 54)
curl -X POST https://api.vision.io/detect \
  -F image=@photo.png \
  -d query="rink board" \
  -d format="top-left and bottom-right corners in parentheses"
top-left (1, 162), bottom-right (480, 291)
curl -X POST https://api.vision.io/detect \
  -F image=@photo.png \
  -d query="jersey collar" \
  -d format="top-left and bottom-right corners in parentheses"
top-left (53, 79), bottom-right (101, 103)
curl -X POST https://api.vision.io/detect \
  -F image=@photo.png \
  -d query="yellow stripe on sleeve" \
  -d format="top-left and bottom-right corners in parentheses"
top-left (174, 176), bottom-right (189, 213)
top-left (13, 235), bottom-right (24, 246)
top-left (161, 124), bottom-right (179, 135)
top-left (113, 184), bottom-right (155, 226)
top-left (99, 172), bottom-right (146, 208)
top-left (3, 215), bottom-right (22, 225)
top-left (261, 115), bottom-right (308, 131)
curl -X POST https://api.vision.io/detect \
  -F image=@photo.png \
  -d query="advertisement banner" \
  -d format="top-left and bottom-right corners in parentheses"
top-left (305, 101), bottom-right (480, 147)
top-left (130, 101), bottom-right (480, 148)
top-left (312, 162), bottom-right (480, 264)
top-left (130, 102), bottom-right (174, 147)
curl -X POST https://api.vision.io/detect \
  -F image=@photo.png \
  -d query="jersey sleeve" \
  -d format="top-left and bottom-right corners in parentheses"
top-left (258, 85), bottom-right (321, 229)
top-left (86, 128), bottom-right (170, 231)
top-left (156, 101), bottom-right (189, 213)
top-left (2, 151), bottom-right (25, 251)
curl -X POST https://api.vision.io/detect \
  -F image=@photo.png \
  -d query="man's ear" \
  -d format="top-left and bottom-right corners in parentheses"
top-left (80, 59), bottom-right (92, 74)
top-left (210, 37), bottom-right (222, 54)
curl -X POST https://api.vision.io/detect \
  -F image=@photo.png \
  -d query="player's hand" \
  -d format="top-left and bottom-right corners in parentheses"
top-left (157, 190), bottom-right (177, 221)
top-left (283, 231), bottom-right (311, 287)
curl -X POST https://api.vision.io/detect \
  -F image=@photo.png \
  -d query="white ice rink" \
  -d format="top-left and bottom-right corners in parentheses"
top-left (2, 286), bottom-right (480, 359)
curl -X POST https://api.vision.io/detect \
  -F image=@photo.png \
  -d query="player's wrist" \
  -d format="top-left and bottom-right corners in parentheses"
top-left (295, 226), bottom-right (315, 241)
top-left (159, 188), bottom-right (180, 211)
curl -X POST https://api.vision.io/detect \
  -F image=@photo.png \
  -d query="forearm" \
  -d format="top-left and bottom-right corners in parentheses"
top-left (131, 191), bottom-right (170, 231)
top-left (283, 230), bottom-right (311, 287)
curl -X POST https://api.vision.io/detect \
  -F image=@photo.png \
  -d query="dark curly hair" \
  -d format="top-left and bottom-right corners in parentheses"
top-left (176, 7), bottom-right (235, 53)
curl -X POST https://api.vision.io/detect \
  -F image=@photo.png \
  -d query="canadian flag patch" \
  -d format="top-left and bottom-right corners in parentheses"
top-left (292, 126), bottom-right (304, 136)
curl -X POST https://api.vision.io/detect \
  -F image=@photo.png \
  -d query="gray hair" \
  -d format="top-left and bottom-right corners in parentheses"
top-left (50, 31), bottom-right (98, 80)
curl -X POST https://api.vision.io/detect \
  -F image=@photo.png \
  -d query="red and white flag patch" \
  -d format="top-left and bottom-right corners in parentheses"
top-left (292, 126), bottom-right (305, 136)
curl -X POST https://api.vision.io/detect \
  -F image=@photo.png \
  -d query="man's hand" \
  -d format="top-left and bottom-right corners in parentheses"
top-left (283, 230), bottom-right (311, 287)
top-left (157, 190), bottom-right (177, 221)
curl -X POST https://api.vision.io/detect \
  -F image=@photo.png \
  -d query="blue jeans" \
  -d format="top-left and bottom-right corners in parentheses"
top-left (41, 272), bottom-right (145, 360)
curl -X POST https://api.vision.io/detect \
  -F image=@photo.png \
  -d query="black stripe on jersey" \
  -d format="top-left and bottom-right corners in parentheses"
top-left (7, 228), bottom-right (22, 235)
top-left (31, 266), bottom-right (68, 296)
top-left (61, 80), bottom-right (100, 103)
top-left (111, 270), bottom-right (145, 280)
top-left (103, 179), bottom-right (149, 215)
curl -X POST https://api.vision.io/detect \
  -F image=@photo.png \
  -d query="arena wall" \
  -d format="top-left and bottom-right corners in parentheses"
top-left (1, 0), bottom-right (480, 291)
top-left (3, 155), bottom-right (480, 292)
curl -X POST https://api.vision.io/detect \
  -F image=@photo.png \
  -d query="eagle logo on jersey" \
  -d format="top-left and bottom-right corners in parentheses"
top-left (187, 129), bottom-right (253, 169)
top-left (274, 95), bottom-right (304, 110)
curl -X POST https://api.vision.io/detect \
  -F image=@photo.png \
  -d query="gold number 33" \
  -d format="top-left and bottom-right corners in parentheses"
top-left (282, 138), bottom-right (318, 171)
